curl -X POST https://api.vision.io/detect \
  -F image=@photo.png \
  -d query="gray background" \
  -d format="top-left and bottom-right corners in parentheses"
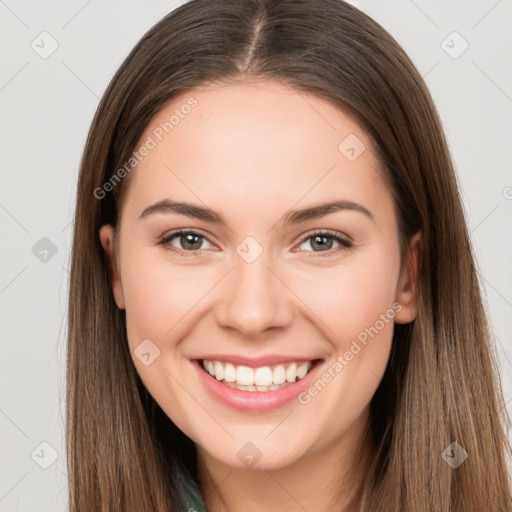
top-left (1, 0), bottom-right (511, 510)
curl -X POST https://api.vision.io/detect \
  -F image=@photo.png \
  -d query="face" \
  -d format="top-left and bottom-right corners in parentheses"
top-left (100, 80), bottom-right (420, 472)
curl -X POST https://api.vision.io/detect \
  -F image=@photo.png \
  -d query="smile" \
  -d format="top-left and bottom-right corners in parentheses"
top-left (202, 359), bottom-right (314, 392)
top-left (193, 357), bottom-right (323, 412)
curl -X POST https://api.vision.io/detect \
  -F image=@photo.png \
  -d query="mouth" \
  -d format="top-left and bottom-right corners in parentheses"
top-left (192, 356), bottom-right (323, 412)
top-left (201, 359), bottom-right (315, 392)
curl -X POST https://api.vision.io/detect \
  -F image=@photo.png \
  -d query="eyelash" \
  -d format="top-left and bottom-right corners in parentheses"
top-left (157, 229), bottom-right (353, 258)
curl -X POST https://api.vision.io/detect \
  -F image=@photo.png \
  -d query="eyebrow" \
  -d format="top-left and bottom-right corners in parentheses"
top-left (139, 198), bottom-right (374, 225)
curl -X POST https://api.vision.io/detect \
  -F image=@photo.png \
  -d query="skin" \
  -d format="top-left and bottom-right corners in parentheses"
top-left (100, 80), bottom-right (421, 512)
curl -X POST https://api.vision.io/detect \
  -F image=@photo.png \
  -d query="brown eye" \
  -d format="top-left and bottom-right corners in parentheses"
top-left (297, 230), bottom-right (352, 254)
top-left (178, 233), bottom-right (203, 250)
top-left (159, 230), bottom-right (214, 253)
top-left (310, 234), bottom-right (334, 251)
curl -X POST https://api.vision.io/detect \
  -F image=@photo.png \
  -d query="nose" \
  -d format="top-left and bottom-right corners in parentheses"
top-left (214, 251), bottom-right (294, 338)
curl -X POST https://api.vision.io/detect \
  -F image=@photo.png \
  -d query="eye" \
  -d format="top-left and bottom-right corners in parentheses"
top-left (157, 228), bottom-right (352, 257)
top-left (158, 229), bottom-right (215, 255)
top-left (296, 230), bottom-right (352, 255)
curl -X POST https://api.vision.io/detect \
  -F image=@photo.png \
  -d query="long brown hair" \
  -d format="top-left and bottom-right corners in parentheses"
top-left (67, 0), bottom-right (512, 510)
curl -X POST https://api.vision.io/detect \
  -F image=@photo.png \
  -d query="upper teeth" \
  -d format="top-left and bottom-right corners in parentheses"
top-left (202, 359), bottom-right (313, 387)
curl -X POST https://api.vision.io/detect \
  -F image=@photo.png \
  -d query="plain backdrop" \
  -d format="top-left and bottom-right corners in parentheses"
top-left (1, 1), bottom-right (511, 510)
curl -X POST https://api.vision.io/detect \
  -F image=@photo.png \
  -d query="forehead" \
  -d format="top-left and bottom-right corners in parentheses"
top-left (120, 80), bottom-right (392, 227)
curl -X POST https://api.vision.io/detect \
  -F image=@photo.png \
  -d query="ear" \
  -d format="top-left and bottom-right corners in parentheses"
top-left (99, 224), bottom-right (125, 309)
top-left (394, 231), bottom-right (422, 324)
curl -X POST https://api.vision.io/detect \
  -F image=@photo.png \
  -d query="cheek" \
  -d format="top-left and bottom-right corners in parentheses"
top-left (119, 252), bottom-right (212, 426)
top-left (121, 252), bottom-right (210, 348)
top-left (291, 255), bottom-right (400, 353)
top-left (291, 260), bottom-right (399, 432)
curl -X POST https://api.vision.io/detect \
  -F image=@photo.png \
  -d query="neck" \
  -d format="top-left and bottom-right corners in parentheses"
top-left (196, 410), bottom-right (373, 512)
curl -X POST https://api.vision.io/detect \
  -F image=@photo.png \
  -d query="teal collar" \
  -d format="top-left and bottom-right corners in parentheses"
top-left (176, 465), bottom-right (208, 512)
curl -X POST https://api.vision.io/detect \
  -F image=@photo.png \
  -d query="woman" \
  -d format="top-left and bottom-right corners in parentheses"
top-left (66, 0), bottom-right (512, 510)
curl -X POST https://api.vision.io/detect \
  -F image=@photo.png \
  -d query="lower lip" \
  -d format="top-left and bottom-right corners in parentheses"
top-left (192, 359), bottom-right (321, 412)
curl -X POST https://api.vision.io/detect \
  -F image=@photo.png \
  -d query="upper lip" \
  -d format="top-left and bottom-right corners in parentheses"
top-left (193, 354), bottom-right (321, 368)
